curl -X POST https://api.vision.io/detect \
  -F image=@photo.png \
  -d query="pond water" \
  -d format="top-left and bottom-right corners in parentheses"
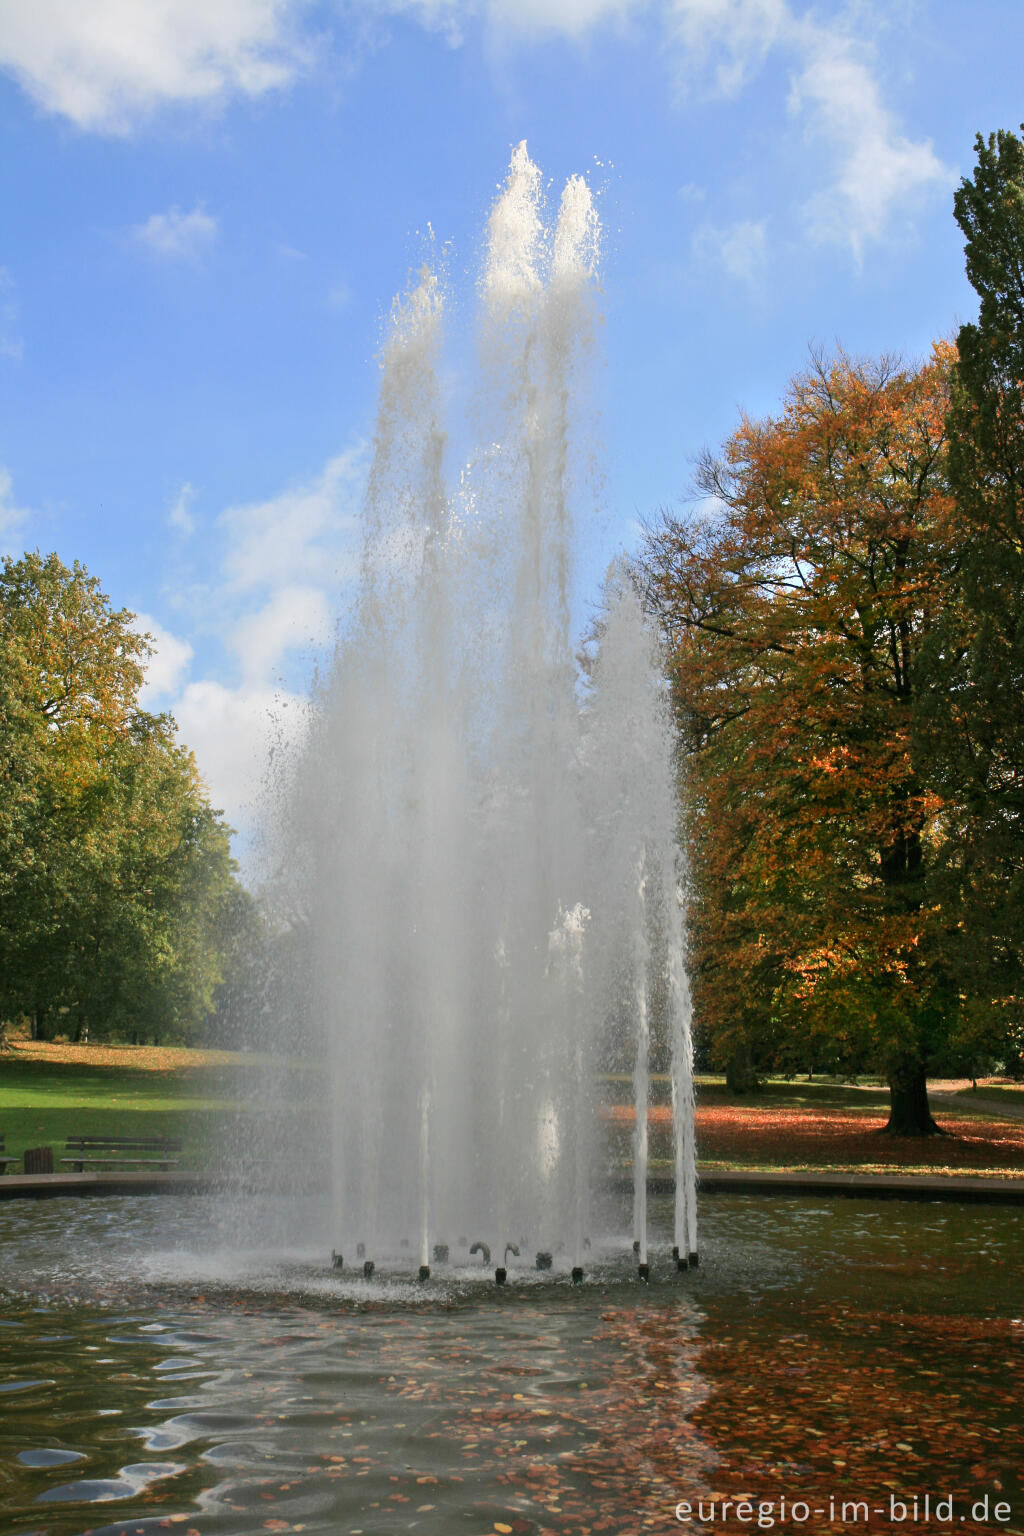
top-left (0, 1195), bottom-right (1021, 1536)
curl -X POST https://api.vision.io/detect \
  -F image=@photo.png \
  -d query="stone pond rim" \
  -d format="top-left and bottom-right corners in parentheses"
top-left (1, 1169), bottom-right (1022, 1204)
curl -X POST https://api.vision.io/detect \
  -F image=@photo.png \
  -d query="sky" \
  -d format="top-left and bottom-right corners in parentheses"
top-left (1, 0), bottom-right (1021, 862)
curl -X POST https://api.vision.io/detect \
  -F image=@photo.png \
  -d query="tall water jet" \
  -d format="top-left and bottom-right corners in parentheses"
top-left (581, 568), bottom-right (697, 1270)
top-left (285, 144), bottom-right (697, 1274)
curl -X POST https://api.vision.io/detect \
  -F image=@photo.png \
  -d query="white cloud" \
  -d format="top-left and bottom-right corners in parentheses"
top-left (0, 465), bottom-right (32, 552)
top-left (148, 444), bottom-right (365, 846)
top-left (168, 481), bottom-right (197, 535)
top-left (693, 217), bottom-right (767, 284)
top-left (665, 1), bottom-right (953, 258)
top-left (379, 0), bottom-right (639, 42)
top-left (132, 612), bottom-right (195, 705)
top-left (0, 0), bottom-right (308, 134)
top-left (789, 25), bottom-right (955, 259)
top-left (665, 0), bottom-right (786, 96)
top-left (134, 204), bottom-right (219, 263)
top-left (228, 583), bottom-right (333, 685)
top-left (479, 0), bottom-right (638, 37)
top-left (221, 446), bottom-right (365, 593)
top-left (173, 678), bottom-right (310, 826)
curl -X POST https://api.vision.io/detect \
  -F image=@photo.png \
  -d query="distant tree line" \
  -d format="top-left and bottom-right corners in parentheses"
top-left (640, 127), bottom-right (1024, 1132)
top-left (0, 550), bottom-right (277, 1046)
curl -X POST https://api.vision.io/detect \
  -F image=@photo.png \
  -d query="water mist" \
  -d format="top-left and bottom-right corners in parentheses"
top-left (287, 144), bottom-right (697, 1281)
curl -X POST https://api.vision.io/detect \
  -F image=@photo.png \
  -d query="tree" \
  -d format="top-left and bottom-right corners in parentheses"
top-left (641, 347), bottom-right (961, 1133)
top-left (0, 551), bottom-right (238, 1040)
top-left (921, 126), bottom-right (1024, 1037)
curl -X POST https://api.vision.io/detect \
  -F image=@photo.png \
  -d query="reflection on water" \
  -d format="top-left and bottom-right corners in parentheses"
top-left (0, 1194), bottom-right (1021, 1535)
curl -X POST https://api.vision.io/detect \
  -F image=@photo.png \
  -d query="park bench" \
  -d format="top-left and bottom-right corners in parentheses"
top-left (61, 1135), bottom-right (182, 1172)
top-left (0, 1135), bottom-right (19, 1174)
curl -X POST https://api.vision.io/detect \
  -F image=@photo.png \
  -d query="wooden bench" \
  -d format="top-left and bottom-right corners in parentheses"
top-left (0, 1135), bottom-right (19, 1175)
top-left (61, 1135), bottom-right (182, 1172)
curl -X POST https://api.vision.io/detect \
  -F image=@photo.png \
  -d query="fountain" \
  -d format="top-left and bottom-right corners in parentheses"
top-left (283, 143), bottom-right (698, 1282)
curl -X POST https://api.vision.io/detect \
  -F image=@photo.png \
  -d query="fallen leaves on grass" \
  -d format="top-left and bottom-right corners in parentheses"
top-left (603, 1105), bottom-right (1024, 1173)
top-left (8, 1041), bottom-right (241, 1072)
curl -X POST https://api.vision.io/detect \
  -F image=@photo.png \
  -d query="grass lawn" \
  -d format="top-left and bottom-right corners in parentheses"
top-left (951, 1082), bottom-right (1024, 1104)
top-left (2, 1048), bottom-right (1022, 1178)
top-left (0, 1042), bottom-right (313, 1169)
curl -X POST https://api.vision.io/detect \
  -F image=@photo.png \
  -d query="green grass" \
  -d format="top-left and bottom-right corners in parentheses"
top-left (0, 1059), bottom-right (235, 1167)
top-left (0, 1051), bottom-right (316, 1169)
top-left (953, 1083), bottom-right (1024, 1104)
top-left (3, 1052), bottom-right (1020, 1177)
top-left (601, 1073), bottom-right (893, 1111)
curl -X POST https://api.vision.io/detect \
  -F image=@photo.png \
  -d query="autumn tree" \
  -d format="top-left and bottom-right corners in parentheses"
top-left (0, 551), bottom-right (238, 1041)
top-left (641, 346), bottom-right (962, 1133)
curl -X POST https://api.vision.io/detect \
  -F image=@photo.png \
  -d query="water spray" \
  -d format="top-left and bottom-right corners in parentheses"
top-left (300, 144), bottom-right (698, 1285)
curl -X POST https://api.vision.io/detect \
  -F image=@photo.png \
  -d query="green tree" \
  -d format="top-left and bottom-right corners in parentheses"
top-left (922, 126), bottom-right (1024, 1044)
top-left (0, 551), bottom-right (238, 1040)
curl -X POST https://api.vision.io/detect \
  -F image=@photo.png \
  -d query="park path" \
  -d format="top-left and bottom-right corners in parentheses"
top-left (928, 1087), bottom-right (1024, 1121)
top-left (838, 1076), bottom-right (1024, 1122)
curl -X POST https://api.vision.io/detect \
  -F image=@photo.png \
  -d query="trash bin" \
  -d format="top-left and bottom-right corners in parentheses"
top-left (23, 1146), bottom-right (54, 1174)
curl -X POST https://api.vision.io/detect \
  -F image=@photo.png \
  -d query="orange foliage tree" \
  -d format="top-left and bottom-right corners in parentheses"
top-left (640, 346), bottom-right (963, 1133)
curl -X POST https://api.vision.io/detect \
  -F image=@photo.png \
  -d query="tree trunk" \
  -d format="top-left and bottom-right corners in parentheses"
top-left (882, 1062), bottom-right (944, 1136)
top-left (725, 1044), bottom-right (758, 1094)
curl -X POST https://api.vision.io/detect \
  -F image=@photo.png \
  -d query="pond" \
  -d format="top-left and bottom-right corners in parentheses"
top-left (0, 1194), bottom-right (1021, 1536)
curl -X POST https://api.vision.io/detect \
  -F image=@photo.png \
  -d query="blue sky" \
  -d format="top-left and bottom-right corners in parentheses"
top-left (1, 0), bottom-right (1020, 851)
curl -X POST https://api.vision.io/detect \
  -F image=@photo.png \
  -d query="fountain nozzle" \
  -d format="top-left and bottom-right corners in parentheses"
top-left (638, 1262), bottom-right (650, 1283)
top-left (495, 1267), bottom-right (507, 1285)
top-left (418, 1263), bottom-right (431, 1282)
top-left (362, 1259), bottom-right (375, 1279)
top-left (571, 1266), bottom-right (583, 1285)
top-left (535, 1251), bottom-right (553, 1271)
top-left (688, 1252), bottom-right (699, 1269)
top-left (331, 1250), bottom-right (344, 1271)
